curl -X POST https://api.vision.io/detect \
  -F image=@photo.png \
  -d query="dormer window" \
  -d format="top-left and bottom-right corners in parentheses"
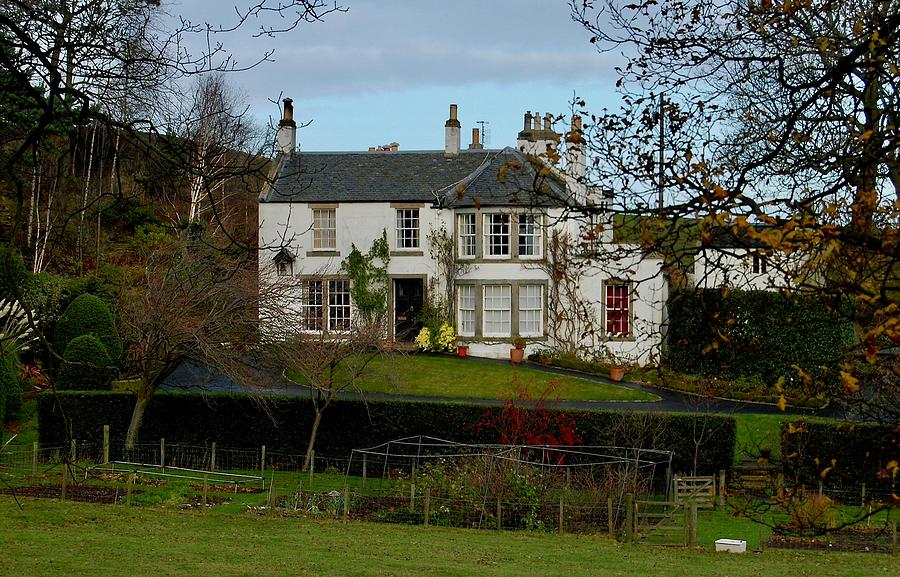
top-left (273, 248), bottom-right (295, 277)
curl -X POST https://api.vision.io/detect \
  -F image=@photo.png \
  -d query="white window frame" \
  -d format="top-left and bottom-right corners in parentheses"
top-left (518, 284), bottom-right (543, 337)
top-left (517, 214), bottom-right (542, 258)
top-left (396, 208), bottom-right (420, 249)
top-left (457, 285), bottom-right (476, 337)
top-left (605, 282), bottom-right (631, 338)
top-left (482, 284), bottom-right (511, 337)
top-left (457, 213), bottom-right (476, 258)
top-left (299, 280), bottom-right (324, 331)
top-left (327, 279), bottom-right (352, 332)
top-left (484, 213), bottom-right (510, 259)
top-left (312, 208), bottom-right (336, 250)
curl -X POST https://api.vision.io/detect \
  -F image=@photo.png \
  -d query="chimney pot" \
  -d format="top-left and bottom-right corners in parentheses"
top-left (276, 96), bottom-right (297, 154)
top-left (523, 111), bottom-right (532, 131)
top-left (390, 142), bottom-right (399, 152)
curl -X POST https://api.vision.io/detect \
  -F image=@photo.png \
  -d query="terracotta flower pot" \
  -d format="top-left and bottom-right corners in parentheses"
top-left (457, 346), bottom-right (468, 358)
top-left (510, 348), bottom-right (525, 365)
top-left (609, 366), bottom-right (626, 382)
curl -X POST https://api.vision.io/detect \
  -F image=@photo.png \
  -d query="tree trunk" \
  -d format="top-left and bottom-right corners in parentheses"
top-left (125, 395), bottom-right (151, 450)
top-left (302, 407), bottom-right (324, 472)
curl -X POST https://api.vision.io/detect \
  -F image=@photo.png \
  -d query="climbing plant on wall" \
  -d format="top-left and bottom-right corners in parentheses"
top-left (341, 230), bottom-right (390, 324)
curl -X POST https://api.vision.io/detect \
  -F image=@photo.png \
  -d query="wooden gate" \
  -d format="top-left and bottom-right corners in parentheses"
top-left (632, 499), bottom-right (699, 546)
top-left (673, 475), bottom-right (716, 507)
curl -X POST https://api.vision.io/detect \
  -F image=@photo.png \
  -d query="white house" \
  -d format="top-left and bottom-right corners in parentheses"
top-left (693, 226), bottom-right (813, 291)
top-left (258, 100), bottom-right (667, 363)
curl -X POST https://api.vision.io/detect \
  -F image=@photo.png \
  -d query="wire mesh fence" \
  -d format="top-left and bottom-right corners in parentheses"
top-left (1, 434), bottom-right (894, 541)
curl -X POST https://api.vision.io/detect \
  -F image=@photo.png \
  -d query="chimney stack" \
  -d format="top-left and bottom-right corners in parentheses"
top-left (469, 128), bottom-right (483, 150)
top-left (566, 115), bottom-right (586, 183)
top-left (276, 97), bottom-right (297, 155)
top-left (445, 104), bottom-right (461, 157)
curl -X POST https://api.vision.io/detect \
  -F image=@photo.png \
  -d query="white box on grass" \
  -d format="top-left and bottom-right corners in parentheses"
top-left (715, 539), bottom-right (747, 553)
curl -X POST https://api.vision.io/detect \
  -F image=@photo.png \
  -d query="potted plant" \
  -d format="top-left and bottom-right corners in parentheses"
top-left (597, 345), bottom-right (636, 382)
top-left (510, 337), bottom-right (526, 365)
top-left (457, 342), bottom-right (469, 358)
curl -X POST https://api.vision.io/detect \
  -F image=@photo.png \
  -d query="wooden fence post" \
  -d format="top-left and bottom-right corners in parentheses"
top-left (624, 494), bottom-right (634, 542)
top-left (260, 445), bottom-right (266, 490)
top-left (60, 464), bottom-right (68, 501)
top-left (210, 442), bottom-right (217, 471)
top-left (423, 488), bottom-right (431, 527)
top-left (160, 438), bottom-right (165, 471)
top-left (717, 469), bottom-right (726, 509)
top-left (103, 425), bottom-right (110, 464)
top-left (607, 496), bottom-right (614, 538)
top-left (362, 454), bottom-right (367, 483)
top-left (31, 441), bottom-right (38, 478)
top-left (126, 471), bottom-right (135, 506)
top-left (558, 496), bottom-right (564, 534)
top-left (409, 483), bottom-right (416, 512)
top-left (202, 473), bottom-right (209, 508)
top-left (343, 485), bottom-right (350, 523)
top-left (496, 499), bottom-right (502, 531)
top-left (308, 450), bottom-right (315, 489)
top-left (689, 503), bottom-right (698, 547)
top-left (892, 519), bottom-right (897, 555)
top-left (860, 483), bottom-right (866, 507)
top-left (70, 439), bottom-right (76, 463)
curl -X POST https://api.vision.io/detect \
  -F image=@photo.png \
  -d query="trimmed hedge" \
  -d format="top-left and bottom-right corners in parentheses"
top-left (37, 391), bottom-right (736, 475)
top-left (781, 419), bottom-right (898, 494)
top-left (57, 335), bottom-right (115, 390)
top-left (54, 293), bottom-right (122, 362)
top-left (665, 289), bottom-right (854, 384)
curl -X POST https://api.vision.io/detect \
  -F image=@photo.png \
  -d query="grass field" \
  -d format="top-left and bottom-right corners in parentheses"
top-left (285, 354), bottom-right (659, 402)
top-left (1, 497), bottom-right (894, 577)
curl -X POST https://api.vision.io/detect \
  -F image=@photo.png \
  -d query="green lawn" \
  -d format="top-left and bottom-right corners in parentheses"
top-left (2, 498), bottom-right (894, 577)
top-left (286, 354), bottom-right (659, 402)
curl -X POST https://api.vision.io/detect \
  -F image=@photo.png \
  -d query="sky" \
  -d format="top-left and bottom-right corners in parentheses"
top-left (168, 0), bottom-right (623, 152)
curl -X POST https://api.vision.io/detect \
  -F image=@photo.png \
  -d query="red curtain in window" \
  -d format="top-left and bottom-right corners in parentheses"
top-left (606, 284), bottom-right (629, 336)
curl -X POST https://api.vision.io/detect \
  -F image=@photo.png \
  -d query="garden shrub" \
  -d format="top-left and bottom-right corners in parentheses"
top-left (665, 289), bottom-right (854, 385)
top-left (38, 391), bottom-right (736, 475)
top-left (54, 293), bottom-right (122, 361)
top-left (0, 354), bottom-right (20, 423)
top-left (781, 419), bottom-right (898, 496)
top-left (57, 335), bottom-right (116, 390)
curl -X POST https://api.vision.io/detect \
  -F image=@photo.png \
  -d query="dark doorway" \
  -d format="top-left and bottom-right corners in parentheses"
top-left (394, 278), bottom-right (424, 342)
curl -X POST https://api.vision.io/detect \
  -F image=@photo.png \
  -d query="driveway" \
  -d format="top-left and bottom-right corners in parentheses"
top-left (161, 355), bottom-right (839, 417)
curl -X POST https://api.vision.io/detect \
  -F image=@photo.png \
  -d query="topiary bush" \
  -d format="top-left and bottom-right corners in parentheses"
top-left (0, 354), bottom-right (21, 423)
top-left (54, 293), bottom-right (122, 362)
top-left (57, 335), bottom-right (116, 391)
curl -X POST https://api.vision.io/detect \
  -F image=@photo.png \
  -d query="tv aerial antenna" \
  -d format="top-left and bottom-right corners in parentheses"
top-left (476, 120), bottom-right (490, 147)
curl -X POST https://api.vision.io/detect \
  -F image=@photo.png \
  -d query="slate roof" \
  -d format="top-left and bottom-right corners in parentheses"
top-left (703, 225), bottom-right (775, 249)
top-left (260, 147), bottom-right (569, 208)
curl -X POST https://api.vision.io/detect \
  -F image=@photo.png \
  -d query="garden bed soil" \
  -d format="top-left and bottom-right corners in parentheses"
top-left (2, 484), bottom-right (139, 504)
top-left (188, 482), bottom-right (262, 494)
top-left (767, 526), bottom-right (895, 553)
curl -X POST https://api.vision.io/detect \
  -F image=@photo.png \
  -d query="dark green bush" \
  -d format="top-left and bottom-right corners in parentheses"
top-left (781, 419), bottom-right (898, 496)
top-left (665, 289), bottom-right (854, 384)
top-left (57, 335), bottom-right (116, 391)
top-left (0, 245), bottom-right (28, 302)
top-left (53, 293), bottom-right (122, 361)
top-left (37, 392), bottom-right (736, 475)
top-left (0, 354), bottom-right (20, 423)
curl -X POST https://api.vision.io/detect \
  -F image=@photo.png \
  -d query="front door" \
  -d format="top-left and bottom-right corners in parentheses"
top-left (394, 278), bottom-right (424, 342)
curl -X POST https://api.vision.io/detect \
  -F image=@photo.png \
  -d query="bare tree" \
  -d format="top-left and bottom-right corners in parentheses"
top-left (118, 236), bottom-right (290, 447)
top-left (567, 0), bottom-right (898, 417)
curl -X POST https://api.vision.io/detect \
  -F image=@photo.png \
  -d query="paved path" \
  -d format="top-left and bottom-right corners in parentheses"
top-left (162, 355), bottom-right (839, 417)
